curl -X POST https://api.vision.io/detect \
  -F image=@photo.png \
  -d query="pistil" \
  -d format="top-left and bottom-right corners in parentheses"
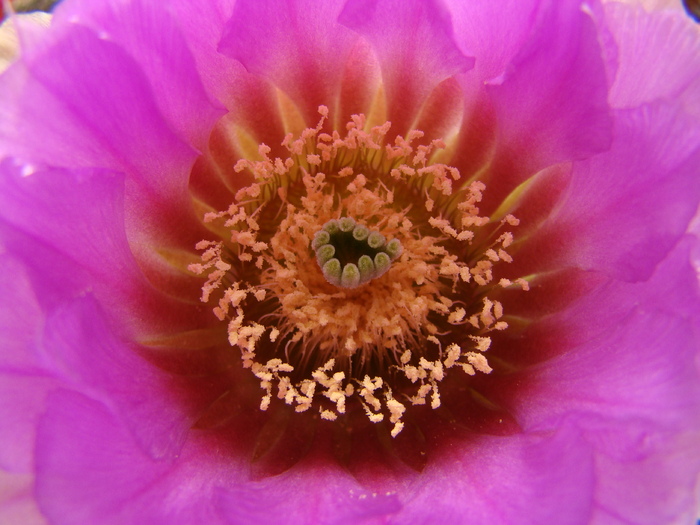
top-left (312, 217), bottom-right (403, 288)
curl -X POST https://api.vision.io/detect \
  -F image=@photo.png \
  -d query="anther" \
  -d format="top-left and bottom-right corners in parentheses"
top-left (313, 217), bottom-right (402, 289)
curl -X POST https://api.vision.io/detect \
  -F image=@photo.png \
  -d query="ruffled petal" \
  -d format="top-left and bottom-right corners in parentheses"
top-left (50, 0), bottom-right (224, 152)
top-left (164, 0), bottom-right (288, 147)
top-left (0, 25), bottom-right (196, 208)
top-left (516, 238), bottom-right (700, 523)
top-left (0, 161), bottom-right (139, 310)
top-left (0, 373), bottom-right (56, 472)
top-left (534, 101), bottom-right (700, 281)
top-left (0, 161), bottom-right (164, 327)
top-left (159, 0), bottom-right (237, 103)
top-left (0, 255), bottom-right (57, 474)
top-left (0, 160), bottom-right (207, 335)
top-left (41, 296), bottom-right (193, 461)
top-left (589, 430), bottom-right (700, 524)
top-left (486, 0), bottom-right (613, 173)
top-left (34, 390), bottom-right (235, 525)
top-left (0, 254), bottom-right (44, 373)
top-left (521, 235), bottom-right (700, 424)
top-left (445, 0), bottom-right (541, 82)
top-left (215, 463), bottom-right (402, 524)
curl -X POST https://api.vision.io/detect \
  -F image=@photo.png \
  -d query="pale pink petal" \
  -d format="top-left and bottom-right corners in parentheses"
top-left (0, 471), bottom-right (45, 525)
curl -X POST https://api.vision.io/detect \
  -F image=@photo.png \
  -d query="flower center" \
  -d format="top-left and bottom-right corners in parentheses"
top-left (190, 107), bottom-right (527, 437)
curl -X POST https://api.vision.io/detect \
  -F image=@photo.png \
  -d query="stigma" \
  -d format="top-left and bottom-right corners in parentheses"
top-left (189, 106), bottom-right (527, 437)
top-left (312, 217), bottom-right (402, 288)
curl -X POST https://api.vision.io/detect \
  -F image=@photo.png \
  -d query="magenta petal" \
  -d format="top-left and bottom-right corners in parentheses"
top-left (0, 375), bottom-right (56, 473)
top-left (517, 240), bottom-right (700, 523)
top-left (0, 254), bottom-right (44, 372)
top-left (215, 465), bottom-right (401, 524)
top-left (41, 296), bottom-right (191, 460)
top-left (445, 0), bottom-right (541, 82)
top-left (526, 308), bottom-right (698, 433)
top-left (219, 0), bottom-right (359, 121)
top-left (522, 238), bottom-right (700, 430)
top-left (0, 25), bottom-right (196, 205)
top-left (339, 0), bottom-right (474, 133)
top-left (545, 101), bottom-right (700, 281)
top-left (35, 390), bottom-right (234, 525)
top-left (397, 425), bottom-right (594, 525)
top-left (50, 0), bottom-right (224, 152)
top-left (37, 388), bottom-right (396, 525)
top-left (590, 432), bottom-right (700, 525)
top-left (158, 0), bottom-right (244, 108)
top-left (487, 0), bottom-right (612, 172)
top-left (0, 161), bottom-right (146, 312)
top-left (0, 255), bottom-right (57, 473)
top-left (1, 1), bottom-right (698, 523)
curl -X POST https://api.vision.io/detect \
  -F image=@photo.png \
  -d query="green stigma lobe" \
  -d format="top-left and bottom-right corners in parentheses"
top-left (313, 217), bottom-right (402, 289)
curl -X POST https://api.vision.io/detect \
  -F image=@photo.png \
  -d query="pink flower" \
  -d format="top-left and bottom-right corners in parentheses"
top-left (1, 0), bottom-right (699, 523)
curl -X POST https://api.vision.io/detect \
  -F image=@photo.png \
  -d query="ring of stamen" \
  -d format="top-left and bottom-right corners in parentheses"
top-left (190, 106), bottom-right (529, 437)
top-left (312, 218), bottom-right (403, 288)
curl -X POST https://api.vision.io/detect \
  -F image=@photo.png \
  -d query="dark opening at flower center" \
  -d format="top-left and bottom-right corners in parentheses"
top-left (190, 107), bottom-right (527, 437)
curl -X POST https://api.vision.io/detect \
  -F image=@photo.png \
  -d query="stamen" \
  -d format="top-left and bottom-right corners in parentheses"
top-left (191, 106), bottom-right (528, 436)
top-left (312, 217), bottom-right (403, 289)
